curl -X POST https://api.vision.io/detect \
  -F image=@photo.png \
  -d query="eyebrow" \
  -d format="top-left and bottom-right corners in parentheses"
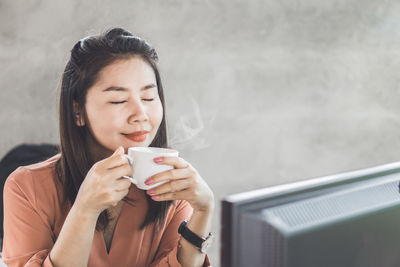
top-left (102, 83), bottom-right (157, 92)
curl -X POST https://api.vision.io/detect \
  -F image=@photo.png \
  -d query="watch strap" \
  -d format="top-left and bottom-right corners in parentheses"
top-left (178, 220), bottom-right (205, 249)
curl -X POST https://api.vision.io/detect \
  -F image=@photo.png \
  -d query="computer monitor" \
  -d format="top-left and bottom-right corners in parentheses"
top-left (221, 162), bottom-right (400, 267)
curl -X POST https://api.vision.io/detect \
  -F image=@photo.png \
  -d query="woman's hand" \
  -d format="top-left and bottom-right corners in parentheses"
top-left (144, 156), bottom-right (214, 212)
top-left (74, 146), bottom-right (132, 216)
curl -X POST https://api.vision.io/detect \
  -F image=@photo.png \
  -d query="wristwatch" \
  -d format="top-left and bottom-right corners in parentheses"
top-left (178, 220), bottom-right (214, 253)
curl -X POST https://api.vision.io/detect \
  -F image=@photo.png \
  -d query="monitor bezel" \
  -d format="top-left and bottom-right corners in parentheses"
top-left (221, 161), bottom-right (400, 267)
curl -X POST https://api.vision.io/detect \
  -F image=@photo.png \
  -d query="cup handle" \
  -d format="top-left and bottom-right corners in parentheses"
top-left (122, 154), bottom-right (138, 185)
top-left (123, 154), bottom-right (133, 165)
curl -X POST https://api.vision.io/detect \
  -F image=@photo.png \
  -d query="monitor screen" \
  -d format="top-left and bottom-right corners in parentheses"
top-left (221, 162), bottom-right (400, 267)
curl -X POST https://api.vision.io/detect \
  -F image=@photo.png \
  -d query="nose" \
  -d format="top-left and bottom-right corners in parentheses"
top-left (128, 99), bottom-right (149, 124)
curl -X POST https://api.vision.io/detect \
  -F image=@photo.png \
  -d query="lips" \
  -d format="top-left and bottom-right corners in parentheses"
top-left (123, 131), bottom-right (150, 142)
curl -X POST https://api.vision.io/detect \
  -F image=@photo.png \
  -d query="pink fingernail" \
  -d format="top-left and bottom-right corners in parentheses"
top-left (145, 179), bottom-right (153, 185)
top-left (154, 157), bottom-right (163, 163)
top-left (152, 195), bottom-right (160, 200)
top-left (147, 190), bottom-right (155, 195)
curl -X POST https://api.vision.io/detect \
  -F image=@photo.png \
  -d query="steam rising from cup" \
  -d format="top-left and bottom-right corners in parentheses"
top-left (169, 96), bottom-right (216, 150)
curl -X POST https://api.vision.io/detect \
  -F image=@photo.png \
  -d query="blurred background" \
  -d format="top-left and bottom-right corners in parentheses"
top-left (2, 0), bottom-right (400, 265)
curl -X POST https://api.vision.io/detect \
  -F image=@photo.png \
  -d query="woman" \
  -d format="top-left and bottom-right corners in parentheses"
top-left (3, 28), bottom-right (214, 267)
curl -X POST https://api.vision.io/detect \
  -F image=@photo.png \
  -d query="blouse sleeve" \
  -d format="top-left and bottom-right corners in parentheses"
top-left (2, 169), bottom-right (55, 267)
top-left (149, 200), bottom-right (211, 267)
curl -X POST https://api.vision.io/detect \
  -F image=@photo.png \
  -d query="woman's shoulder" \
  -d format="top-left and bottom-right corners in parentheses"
top-left (6, 153), bottom-right (61, 183)
top-left (3, 154), bottom-right (67, 233)
top-left (18, 153), bottom-right (61, 171)
top-left (5, 153), bottom-right (63, 203)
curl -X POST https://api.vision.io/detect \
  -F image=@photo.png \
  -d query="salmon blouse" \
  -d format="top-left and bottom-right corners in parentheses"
top-left (2, 154), bottom-right (211, 266)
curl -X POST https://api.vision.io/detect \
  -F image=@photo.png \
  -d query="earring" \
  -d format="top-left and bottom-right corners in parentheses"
top-left (75, 113), bottom-right (84, 127)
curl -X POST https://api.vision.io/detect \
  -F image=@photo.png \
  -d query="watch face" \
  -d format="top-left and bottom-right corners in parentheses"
top-left (200, 234), bottom-right (215, 253)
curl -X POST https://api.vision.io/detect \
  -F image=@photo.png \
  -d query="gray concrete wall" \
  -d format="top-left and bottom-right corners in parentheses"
top-left (2, 0), bottom-right (400, 265)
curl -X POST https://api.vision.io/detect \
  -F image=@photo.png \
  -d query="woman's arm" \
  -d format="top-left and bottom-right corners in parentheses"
top-left (177, 206), bottom-right (214, 267)
top-left (147, 199), bottom-right (211, 267)
top-left (49, 147), bottom-right (132, 266)
top-left (3, 174), bottom-right (56, 267)
top-left (145, 156), bottom-right (215, 267)
top-left (49, 204), bottom-right (98, 266)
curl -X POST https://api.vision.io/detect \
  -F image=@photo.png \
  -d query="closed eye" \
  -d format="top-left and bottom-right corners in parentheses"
top-left (110, 99), bottom-right (154, 104)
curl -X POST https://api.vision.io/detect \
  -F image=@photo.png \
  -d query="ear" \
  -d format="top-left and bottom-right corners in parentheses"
top-left (73, 101), bottom-right (85, 127)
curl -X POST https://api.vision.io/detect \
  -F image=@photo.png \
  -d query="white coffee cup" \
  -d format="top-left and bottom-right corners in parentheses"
top-left (123, 147), bottom-right (179, 190)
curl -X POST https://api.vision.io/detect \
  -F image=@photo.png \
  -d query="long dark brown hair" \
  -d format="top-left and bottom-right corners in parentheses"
top-left (55, 28), bottom-right (173, 231)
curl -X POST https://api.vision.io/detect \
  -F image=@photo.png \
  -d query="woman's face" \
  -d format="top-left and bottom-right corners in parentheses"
top-left (82, 56), bottom-right (163, 156)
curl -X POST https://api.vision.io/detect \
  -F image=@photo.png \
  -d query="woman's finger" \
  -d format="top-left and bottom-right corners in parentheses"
top-left (146, 168), bottom-right (192, 185)
top-left (97, 147), bottom-right (128, 170)
top-left (153, 156), bottom-right (190, 169)
top-left (147, 178), bottom-right (192, 196)
top-left (114, 177), bottom-right (132, 192)
top-left (115, 188), bottom-right (130, 201)
top-left (106, 163), bottom-right (132, 181)
top-left (97, 154), bottom-right (129, 171)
